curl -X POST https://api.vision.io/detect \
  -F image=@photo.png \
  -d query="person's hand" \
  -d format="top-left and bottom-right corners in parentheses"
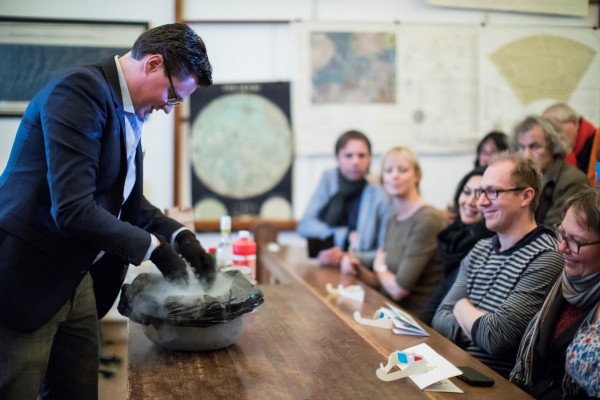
top-left (150, 235), bottom-right (189, 285)
top-left (317, 246), bottom-right (344, 267)
top-left (453, 298), bottom-right (485, 342)
top-left (348, 230), bottom-right (360, 250)
top-left (340, 253), bottom-right (358, 276)
top-left (175, 230), bottom-right (216, 284)
top-left (373, 248), bottom-right (387, 269)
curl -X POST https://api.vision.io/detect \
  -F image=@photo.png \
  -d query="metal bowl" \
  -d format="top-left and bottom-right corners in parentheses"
top-left (141, 316), bottom-right (244, 351)
top-left (118, 270), bottom-right (263, 351)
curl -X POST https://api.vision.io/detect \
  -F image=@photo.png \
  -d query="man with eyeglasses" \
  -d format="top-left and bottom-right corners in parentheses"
top-left (0, 24), bottom-right (214, 399)
top-left (432, 153), bottom-right (564, 377)
top-left (512, 115), bottom-right (589, 227)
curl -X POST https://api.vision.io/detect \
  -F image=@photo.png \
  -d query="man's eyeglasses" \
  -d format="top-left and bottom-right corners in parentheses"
top-left (554, 225), bottom-right (600, 254)
top-left (473, 187), bottom-right (526, 200)
top-left (163, 61), bottom-right (182, 106)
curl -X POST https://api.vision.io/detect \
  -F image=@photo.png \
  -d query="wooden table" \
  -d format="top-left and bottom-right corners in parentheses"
top-left (128, 245), bottom-right (532, 399)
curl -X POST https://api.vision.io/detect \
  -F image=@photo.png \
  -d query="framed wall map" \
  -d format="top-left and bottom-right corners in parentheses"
top-left (189, 82), bottom-right (293, 221)
top-left (0, 17), bottom-right (147, 116)
top-left (479, 26), bottom-right (600, 134)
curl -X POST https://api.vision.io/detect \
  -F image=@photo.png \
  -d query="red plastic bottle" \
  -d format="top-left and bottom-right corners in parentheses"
top-left (207, 247), bottom-right (217, 270)
top-left (232, 230), bottom-right (256, 282)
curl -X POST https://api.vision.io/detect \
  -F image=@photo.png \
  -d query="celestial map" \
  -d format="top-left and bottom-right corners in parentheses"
top-left (189, 82), bottom-right (293, 220)
top-left (259, 196), bottom-right (293, 219)
top-left (311, 31), bottom-right (396, 104)
top-left (490, 35), bottom-right (596, 105)
top-left (192, 93), bottom-right (292, 198)
top-left (193, 198), bottom-right (228, 221)
top-left (479, 28), bottom-right (600, 135)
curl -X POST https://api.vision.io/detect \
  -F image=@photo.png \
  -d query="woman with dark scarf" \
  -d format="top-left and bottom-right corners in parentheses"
top-left (511, 187), bottom-right (600, 399)
top-left (419, 167), bottom-right (493, 325)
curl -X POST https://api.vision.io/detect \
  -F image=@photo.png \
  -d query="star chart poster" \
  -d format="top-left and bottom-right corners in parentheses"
top-left (189, 82), bottom-right (293, 220)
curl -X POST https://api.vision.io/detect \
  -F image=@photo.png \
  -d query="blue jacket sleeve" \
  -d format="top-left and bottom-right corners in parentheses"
top-left (296, 169), bottom-right (348, 247)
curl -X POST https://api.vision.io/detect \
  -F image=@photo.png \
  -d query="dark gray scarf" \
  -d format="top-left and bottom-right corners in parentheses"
top-left (318, 169), bottom-right (366, 226)
top-left (511, 270), bottom-right (600, 392)
top-left (562, 271), bottom-right (600, 308)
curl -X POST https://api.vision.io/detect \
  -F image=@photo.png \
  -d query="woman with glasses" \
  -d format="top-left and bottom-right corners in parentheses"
top-left (511, 187), bottom-right (600, 399)
top-left (340, 147), bottom-right (445, 315)
top-left (419, 167), bottom-right (494, 325)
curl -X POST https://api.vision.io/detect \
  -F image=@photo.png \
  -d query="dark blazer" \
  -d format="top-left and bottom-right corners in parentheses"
top-left (0, 58), bottom-right (183, 332)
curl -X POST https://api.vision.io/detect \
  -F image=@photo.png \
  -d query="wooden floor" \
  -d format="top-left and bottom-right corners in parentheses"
top-left (98, 321), bottom-right (128, 400)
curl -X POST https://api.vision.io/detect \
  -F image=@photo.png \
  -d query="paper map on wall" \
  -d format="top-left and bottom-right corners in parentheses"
top-left (189, 82), bottom-right (293, 220)
top-left (293, 22), bottom-right (479, 155)
top-left (311, 31), bottom-right (396, 104)
top-left (479, 27), bottom-right (600, 134)
top-left (490, 35), bottom-right (595, 104)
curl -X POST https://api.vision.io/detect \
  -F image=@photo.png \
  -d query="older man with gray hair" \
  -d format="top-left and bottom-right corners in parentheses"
top-left (512, 115), bottom-right (589, 227)
top-left (543, 102), bottom-right (597, 183)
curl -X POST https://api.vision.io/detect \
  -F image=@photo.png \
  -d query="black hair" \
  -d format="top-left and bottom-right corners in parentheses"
top-left (451, 166), bottom-right (487, 219)
top-left (475, 131), bottom-right (509, 167)
top-left (335, 130), bottom-right (371, 155)
top-left (131, 23), bottom-right (212, 87)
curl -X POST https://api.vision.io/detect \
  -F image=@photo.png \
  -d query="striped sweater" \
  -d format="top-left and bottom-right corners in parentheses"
top-left (431, 227), bottom-right (564, 376)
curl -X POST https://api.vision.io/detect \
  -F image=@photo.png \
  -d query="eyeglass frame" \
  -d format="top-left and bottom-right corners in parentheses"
top-left (163, 58), bottom-right (182, 106)
top-left (473, 187), bottom-right (527, 200)
top-left (554, 224), bottom-right (600, 254)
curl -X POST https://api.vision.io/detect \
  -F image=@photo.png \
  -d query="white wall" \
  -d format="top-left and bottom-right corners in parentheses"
top-left (183, 0), bottom-right (599, 216)
top-left (1, 0), bottom-right (598, 218)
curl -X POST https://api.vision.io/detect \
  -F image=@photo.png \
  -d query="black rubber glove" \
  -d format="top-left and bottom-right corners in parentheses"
top-left (175, 230), bottom-right (216, 284)
top-left (150, 235), bottom-right (189, 285)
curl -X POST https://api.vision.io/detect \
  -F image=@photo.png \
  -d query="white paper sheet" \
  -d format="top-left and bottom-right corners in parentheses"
top-left (401, 343), bottom-right (463, 391)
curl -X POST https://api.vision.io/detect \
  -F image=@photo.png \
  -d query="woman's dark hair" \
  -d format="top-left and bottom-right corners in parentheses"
top-left (475, 131), bottom-right (509, 167)
top-left (450, 166), bottom-right (487, 220)
top-left (335, 130), bottom-right (371, 155)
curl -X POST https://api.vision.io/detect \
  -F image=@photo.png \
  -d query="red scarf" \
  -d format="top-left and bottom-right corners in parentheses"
top-left (564, 117), bottom-right (596, 167)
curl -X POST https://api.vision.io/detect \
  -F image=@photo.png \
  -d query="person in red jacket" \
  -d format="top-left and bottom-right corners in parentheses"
top-left (543, 102), bottom-right (597, 185)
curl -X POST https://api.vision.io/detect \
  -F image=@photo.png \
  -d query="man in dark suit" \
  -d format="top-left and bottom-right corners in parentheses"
top-left (0, 23), bottom-right (214, 399)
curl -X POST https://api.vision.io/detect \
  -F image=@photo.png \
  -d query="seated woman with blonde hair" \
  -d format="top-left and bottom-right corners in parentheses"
top-left (340, 147), bottom-right (446, 315)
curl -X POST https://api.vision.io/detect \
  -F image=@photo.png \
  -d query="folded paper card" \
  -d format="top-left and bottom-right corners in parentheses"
top-left (375, 344), bottom-right (463, 393)
top-left (386, 302), bottom-right (429, 337)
